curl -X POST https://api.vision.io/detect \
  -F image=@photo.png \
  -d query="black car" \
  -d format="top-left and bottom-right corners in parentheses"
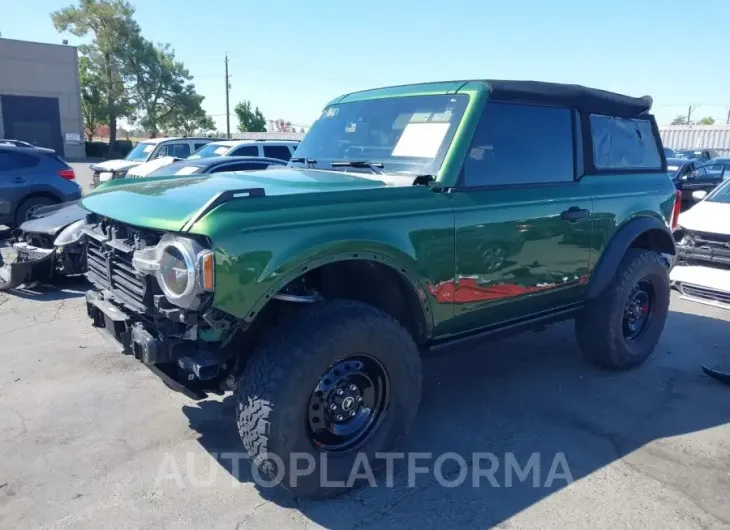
top-left (668, 156), bottom-right (727, 200)
top-left (666, 157), bottom-right (699, 199)
top-left (145, 155), bottom-right (287, 177)
top-left (673, 149), bottom-right (720, 163)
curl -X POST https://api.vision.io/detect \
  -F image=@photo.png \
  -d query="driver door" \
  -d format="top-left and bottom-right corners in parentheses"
top-left (448, 101), bottom-right (593, 335)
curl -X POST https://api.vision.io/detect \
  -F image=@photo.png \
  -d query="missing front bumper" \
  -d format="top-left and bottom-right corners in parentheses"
top-left (84, 290), bottom-right (226, 398)
top-left (0, 247), bottom-right (55, 290)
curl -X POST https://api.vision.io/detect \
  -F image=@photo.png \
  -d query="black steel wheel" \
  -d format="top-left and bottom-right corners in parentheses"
top-left (622, 279), bottom-right (654, 342)
top-left (236, 299), bottom-right (422, 498)
top-left (307, 355), bottom-right (390, 453)
top-left (576, 249), bottom-right (670, 370)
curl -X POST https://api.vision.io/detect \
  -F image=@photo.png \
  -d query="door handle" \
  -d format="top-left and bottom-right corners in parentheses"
top-left (561, 207), bottom-right (590, 222)
top-left (12, 177), bottom-right (26, 183)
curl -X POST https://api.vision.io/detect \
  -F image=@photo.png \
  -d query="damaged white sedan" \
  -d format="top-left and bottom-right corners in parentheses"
top-left (671, 182), bottom-right (730, 309)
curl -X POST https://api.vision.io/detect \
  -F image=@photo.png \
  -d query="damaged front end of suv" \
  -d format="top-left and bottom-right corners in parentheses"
top-left (81, 211), bottom-right (239, 398)
top-left (0, 202), bottom-right (88, 291)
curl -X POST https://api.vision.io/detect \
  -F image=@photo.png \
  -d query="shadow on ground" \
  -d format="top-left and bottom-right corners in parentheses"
top-left (183, 307), bottom-right (730, 528)
top-left (1, 276), bottom-right (87, 301)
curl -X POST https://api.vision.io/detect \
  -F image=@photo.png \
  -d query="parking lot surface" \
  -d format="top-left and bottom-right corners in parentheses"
top-left (1, 277), bottom-right (729, 529)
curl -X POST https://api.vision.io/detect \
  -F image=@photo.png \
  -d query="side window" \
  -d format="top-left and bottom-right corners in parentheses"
top-left (590, 115), bottom-right (661, 170)
top-left (263, 145), bottom-right (293, 161)
top-left (193, 143), bottom-right (208, 152)
top-left (229, 145), bottom-right (258, 157)
top-left (171, 143), bottom-right (191, 158)
top-left (462, 102), bottom-right (574, 187)
top-left (0, 150), bottom-right (40, 171)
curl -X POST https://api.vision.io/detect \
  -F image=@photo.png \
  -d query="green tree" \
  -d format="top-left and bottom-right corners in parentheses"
top-left (52, 0), bottom-right (139, 146)
top-left (698, 116), bottom-right (715, 125)
top-left (164, 96), bottom-right (215, 136)
top-left (78, 56), bottom-right (107, 140)
top-left (125, 39), bottom-right (207, 137)
top-left (234, 101), bottom-right (267, 132)
top-left (671, 115), bottom-right (689, 125)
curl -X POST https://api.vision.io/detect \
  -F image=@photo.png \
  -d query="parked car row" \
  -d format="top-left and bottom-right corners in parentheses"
top-left (89, 138), bottom-right (299, 187)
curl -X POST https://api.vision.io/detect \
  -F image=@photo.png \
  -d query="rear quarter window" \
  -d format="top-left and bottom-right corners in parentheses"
top-left (0, 150), bottom-right (41, 171)
top-left (590, 115), bottom-right (661, 170)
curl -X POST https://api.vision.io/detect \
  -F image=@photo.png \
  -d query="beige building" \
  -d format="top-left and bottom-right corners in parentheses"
top-left (0, 37), bottom-right (84, 158)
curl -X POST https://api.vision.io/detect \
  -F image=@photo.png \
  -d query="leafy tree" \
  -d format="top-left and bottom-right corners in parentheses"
top-left (78, 56), bottom-right (107, 139)
top-left (698, 116), bottom-right (715, 125)
top-left (164, 97), bottom-right (215, 136)
top-left (671, 115), bottom-right (689, 125)
top-left (124, 39), bottom-right (207, 137)
top-left (234, 101), bottom-right (267, 132)
top-left (52, 0), bottom-right (139, 146)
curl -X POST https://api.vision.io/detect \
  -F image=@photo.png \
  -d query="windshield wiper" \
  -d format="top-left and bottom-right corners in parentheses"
top-left (330, 160), bottom-right (384, 174)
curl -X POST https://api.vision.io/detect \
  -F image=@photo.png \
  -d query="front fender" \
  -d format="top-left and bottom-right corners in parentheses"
top-left (213, 237), bottom-right (434, 328)
top-left (587, 216), bottom-right (675, 299)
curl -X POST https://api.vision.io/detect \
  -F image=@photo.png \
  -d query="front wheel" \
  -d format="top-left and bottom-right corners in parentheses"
top-left (236, 299), bottom-right (422, 498)
top-left (576, 249), bottom-right (670, 369)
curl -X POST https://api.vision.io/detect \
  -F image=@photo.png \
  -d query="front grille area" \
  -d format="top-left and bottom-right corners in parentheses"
top-left (689, 230), bottom-right (730, 250)
top-left (678, 231), bottom-right (730, 269)
top-left (85, 221), bottom-right (161, 312)
top-left (679, 283), bottom-right (730, 307)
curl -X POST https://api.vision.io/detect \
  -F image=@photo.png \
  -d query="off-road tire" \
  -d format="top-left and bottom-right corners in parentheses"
top-left (236, 299), bottom-right (422, 498)
top-left (576, 249), bottom-right (670, 369)
top-left (15, 196), bottom-right (57, 227)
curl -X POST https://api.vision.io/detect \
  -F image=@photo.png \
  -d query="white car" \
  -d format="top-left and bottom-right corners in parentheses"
top-left (89, 137), bottom-right (221, 188)
top-left (188, 140), bottom-right (299, 161)
top-left (670, 183), bottom-right (730, 308)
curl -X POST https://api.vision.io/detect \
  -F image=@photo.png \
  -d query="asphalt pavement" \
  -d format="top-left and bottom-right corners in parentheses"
top-left (0, 282), bottom-right (729, 529)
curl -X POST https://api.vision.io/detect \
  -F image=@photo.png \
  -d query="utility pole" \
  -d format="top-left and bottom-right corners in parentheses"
top-left (726, 107), bottom-right (730, 125)
top-left (225, 53), bottom-right (231, 139)
top-left (687, 105), bottom-right (695, 125)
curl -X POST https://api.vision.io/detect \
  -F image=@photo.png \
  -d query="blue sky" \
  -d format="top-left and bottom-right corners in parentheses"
top-left (3, 0), bottom-right (729, 130)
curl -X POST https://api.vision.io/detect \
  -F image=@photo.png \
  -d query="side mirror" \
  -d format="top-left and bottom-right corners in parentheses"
top-left (692, 190), bottom-right (708, 201)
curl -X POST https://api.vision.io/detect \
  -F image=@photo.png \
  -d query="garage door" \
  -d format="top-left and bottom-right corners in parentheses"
top-left (1, 95), bottom-right (64, 156)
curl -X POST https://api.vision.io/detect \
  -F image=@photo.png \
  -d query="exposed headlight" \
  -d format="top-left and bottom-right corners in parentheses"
top-left (131, 234), bottom-right (214, 308)
top-left (53, 219), bottom-right (86, 246)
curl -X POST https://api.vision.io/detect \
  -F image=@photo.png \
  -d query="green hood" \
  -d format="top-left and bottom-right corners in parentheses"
top-left (80, 168), bottom-right (390, 232)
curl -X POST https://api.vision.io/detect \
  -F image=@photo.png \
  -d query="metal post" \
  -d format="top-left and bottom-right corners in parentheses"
top-left (225, 53), bottom-right (231, 139)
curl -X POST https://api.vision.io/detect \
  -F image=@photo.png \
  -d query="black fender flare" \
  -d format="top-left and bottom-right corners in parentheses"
top-left (587, 217), bottom-right (675, 299)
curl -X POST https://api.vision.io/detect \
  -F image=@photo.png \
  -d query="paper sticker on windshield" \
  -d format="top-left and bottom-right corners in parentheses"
top-left (214, 146), bottom-right (228, 155)
top-left (175, 166), bottom-right (200, 175)
top-left (391, 122), bottom-right (450, 158)
top-left (143, 144), bottom-right (154, 153)
top-left (668, 165), bottom-right (679, 171)
top-left (322, 107), bottom-right (339, 119)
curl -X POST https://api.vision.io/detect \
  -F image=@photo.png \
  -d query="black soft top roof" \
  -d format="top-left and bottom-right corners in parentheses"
top-left (482, 80), bottom-right (653, 119)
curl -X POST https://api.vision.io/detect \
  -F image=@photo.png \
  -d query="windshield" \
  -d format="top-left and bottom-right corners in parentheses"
top-left (707, 178), bottom-right (730, 203)
top-left (125, 142), bottom-right (156, 162)
top-left (293, 94), bottom-right (469, 175)
top-left (188, 143), bottom-right (230, 159)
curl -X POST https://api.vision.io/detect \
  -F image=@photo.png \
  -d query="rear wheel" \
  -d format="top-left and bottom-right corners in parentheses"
top-left (576, 249), bottom-right (670, 369)
top-left (236, 299), bottom-right (422, 498)
top-left (15, 197), bottom-right (57, 226)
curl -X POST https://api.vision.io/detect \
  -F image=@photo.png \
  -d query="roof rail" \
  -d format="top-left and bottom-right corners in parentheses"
top-left (181, 188), bottom-right (265, 232)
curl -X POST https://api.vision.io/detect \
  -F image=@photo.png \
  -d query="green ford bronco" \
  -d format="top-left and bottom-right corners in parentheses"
top-left (80, 80), bottom-right (680, 496)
